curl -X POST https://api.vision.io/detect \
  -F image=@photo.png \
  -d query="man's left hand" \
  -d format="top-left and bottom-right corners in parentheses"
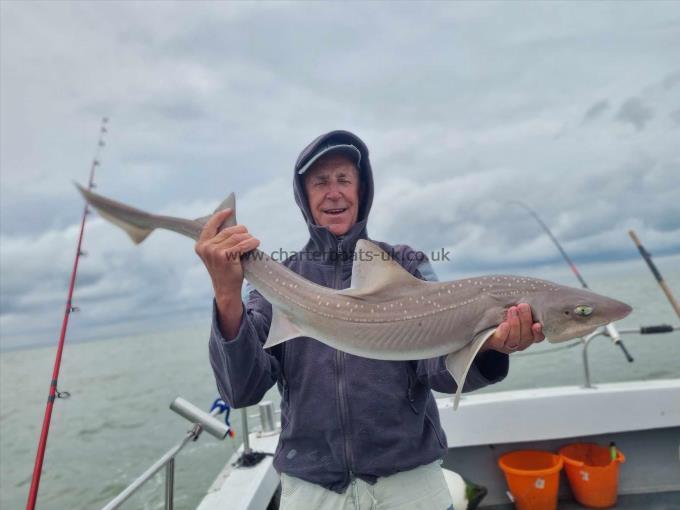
top-left (480, 303), bottom-right (545, 354)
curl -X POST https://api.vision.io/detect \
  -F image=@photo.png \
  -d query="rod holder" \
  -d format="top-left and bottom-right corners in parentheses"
top-left (170, 397), bottom-right (229, 440)
top-left (259, 401), bottom-right (276, 433)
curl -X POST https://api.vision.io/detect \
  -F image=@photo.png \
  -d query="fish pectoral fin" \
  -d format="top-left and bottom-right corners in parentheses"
top-left (446, 327), bottom-right (497, 410)
top-left (338, 240), bottom-right (427, 300)
top-left (263, 308), bottom-right (304, 349)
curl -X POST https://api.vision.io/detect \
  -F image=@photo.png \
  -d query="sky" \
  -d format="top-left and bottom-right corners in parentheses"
top-left (1, 1), bottom-right (679, 349)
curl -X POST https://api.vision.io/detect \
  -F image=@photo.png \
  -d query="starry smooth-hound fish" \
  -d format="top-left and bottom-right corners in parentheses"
top-left (77, 186), bottom-right (633, 408)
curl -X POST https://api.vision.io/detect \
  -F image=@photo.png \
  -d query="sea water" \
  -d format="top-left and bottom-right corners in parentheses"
top-left (1, 254), bottom-right (679, 509)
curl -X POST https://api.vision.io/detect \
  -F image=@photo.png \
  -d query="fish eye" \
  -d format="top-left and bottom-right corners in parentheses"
top-left (574, 305), bottom-right (593, 317)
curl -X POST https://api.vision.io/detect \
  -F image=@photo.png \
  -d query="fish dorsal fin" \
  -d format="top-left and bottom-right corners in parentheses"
top-left (194, 192), bottom-right (237, 229)
top-left (214, 193), bottom-right (235, 214)
top-left (339, 240), bottom-right (426, 300)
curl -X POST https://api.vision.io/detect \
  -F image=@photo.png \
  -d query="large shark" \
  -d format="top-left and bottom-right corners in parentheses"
top-left (77, 186), bottom-right (632, 408)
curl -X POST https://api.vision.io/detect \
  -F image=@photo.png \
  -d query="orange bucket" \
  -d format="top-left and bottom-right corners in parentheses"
top-left (498, 450), bottom-right (563, 510)
top-left (559, 443), bottom-right (625, 508)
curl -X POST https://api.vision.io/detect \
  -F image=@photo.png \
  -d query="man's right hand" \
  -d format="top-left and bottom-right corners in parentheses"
top-left (195, 209), bottom-right (260, 338)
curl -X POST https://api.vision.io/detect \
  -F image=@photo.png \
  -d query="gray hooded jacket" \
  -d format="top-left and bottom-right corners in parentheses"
top-left (208, 130), bottom-right (509, 493)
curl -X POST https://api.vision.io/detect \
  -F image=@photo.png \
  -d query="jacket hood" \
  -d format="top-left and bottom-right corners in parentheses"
top-left (293, 130), bottom-right (375, 259)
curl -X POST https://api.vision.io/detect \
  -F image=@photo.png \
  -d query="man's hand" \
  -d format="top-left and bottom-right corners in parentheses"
top-left (481, 303), bottom-right (545, 354)
top-left (195, 209), bottom-right (260, 339)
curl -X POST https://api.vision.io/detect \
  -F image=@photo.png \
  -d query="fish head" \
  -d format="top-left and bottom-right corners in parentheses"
top-left (530, 286), bottom-right (633, 343)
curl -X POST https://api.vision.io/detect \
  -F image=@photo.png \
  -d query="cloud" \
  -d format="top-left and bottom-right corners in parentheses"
top-left (369, 150), bottom-right (680, 277)
top-left (670, 109), bottom-right (680, 126)
top-left (2, 1), bottom-right (679, 347)
top-left (662, 71), bottom-right (680, 90)
top-left (582, 99), bottom-right (610, 123)
top-left (615, 97), bottom-right (655, 131)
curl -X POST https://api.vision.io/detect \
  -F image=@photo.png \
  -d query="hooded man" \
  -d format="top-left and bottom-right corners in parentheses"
top-left (197, 130), bottom-right (544, 509)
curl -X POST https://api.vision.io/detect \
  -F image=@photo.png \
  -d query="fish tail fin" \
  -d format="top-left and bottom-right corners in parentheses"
top-left (446, 328), bottom-right (497, 410)
top-left (76, 183), bottom-right (155, 244)
top-left (98, 209), bottom-right (153, 244)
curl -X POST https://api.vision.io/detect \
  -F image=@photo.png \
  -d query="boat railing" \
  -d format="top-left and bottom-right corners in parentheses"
top-left (100, 397), bottom-right (229, 510)
top-left (580, 324), bottom-right (679, 388)
top-left (515, 322), bottom-right (679, 388)
top-left (100, 397), bottom-right (279, 510)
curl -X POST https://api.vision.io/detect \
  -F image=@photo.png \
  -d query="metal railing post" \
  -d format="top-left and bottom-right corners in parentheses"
top-left (241, 408), bottom-right (252, 454)
top-left (165, 458), bottom-right (175, 510)
top-left (581, 330), bottom-right (607, 389)
top-left (582, 337), bottom-right (592, 389)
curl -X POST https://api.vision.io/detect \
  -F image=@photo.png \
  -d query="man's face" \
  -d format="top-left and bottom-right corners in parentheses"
top-left (303, 154), bottom-right (360, 236)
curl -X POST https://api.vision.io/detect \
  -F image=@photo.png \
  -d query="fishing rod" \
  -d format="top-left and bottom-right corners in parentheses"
top-left (628, 230), bottom-right (680, 320)
top-left (26, 117), bottom-right (109, 510)
top-left (510, 201), bottom-right (634, 362)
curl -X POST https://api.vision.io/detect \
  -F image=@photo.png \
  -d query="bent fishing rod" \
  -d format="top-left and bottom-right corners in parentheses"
top-left (510, 201), bottom-right (634, 362)
top-left (628, 230), bottom-right (680, 320)
top-left (26, 117), bottom-right (109, 510)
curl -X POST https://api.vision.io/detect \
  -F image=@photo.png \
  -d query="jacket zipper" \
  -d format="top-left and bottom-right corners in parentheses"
top-left (334, 240), bottom-right (356, 483)
top-left (406, 361), bottom-right (419, 414)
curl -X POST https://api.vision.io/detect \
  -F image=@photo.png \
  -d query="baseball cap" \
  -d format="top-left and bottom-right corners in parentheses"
top-left (296, 143), bottom-right (362, 175)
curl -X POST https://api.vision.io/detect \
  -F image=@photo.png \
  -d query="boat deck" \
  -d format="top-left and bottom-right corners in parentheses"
top-left (488, 491), bottom-right (680, 509)
top-left (197, 380), bottom-right (680, 510)
top-left (197, 433), bottom-right (279, 510)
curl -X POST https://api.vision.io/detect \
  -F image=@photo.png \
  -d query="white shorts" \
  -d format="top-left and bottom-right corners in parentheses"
top-left (279, 461), bottom-right (454, 510)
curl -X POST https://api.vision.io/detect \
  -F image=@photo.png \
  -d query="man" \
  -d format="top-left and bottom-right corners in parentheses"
top-left (197, 130), bottom-right (544, 509)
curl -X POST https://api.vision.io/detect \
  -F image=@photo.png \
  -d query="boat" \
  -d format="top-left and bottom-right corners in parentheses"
top-left (99, 322), bottom-right (680, 509)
